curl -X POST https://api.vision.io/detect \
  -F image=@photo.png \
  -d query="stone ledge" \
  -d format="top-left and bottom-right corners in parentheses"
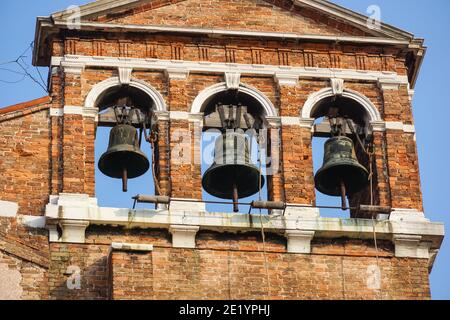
top-left (111, 242), bottom-right (154, 252)
top-left (45, 194), bottom-right (445, 262)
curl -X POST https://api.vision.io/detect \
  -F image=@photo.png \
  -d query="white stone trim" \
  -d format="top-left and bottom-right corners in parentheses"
top-left (390, 209), bottom-right (429, 223)
top-left (53, 55), bottom-right (409, 86)
top-left (225, 72), bottom-right (241, 90)
top-left (302, 87), bottom-right (382, 123)
top-left (393, 234), bottom-right (431, 259)
top-left (111, 242), bottom-right (154, 252)
top-left (17, 215), bottom-right (47, 228)
top-left (281, 117), bottom-right (300, 126)
top-left (330, 78), bottom-right (344, 96)
top-left (118, 67), bottom-right (132, 85)
top-left (0, 200), bottom-right (19, 218)
top-left (265, 116), bottom-right (282, 128)
top-left (170, 198), bottom-right (206, 213)
top-left (275, 73), bottom-right (299, 86)
top-left (378, 78), bottom-right (401, 91)
top-left (169, 111), bottom-right (189, 121)
top-left (84, 76), bottom-right (167, 112)
top-left (191, 82), bottom-right (277, 117)
top-left (64, 105), bottom-right (83, 115)
top-left (369, 120), bottom-right (386, 132)
top-left (165, 68), bottom-right (189, 80)
top-left (155, 111), bottom-right (170, 122)
top-left (45, 194), bottom-right (444, 261)
top-left (169, 225), bottom-right (199, 249)
top-left (62, 61), bottom-right (84, 75)
top-left (60, 220), bottom-right (90, 244)
top-left (188, 112), bottom-right (204, 123)
top-left (50, 108), bottom-right (64, 117)
top-left (298, 118), bottom-right (315, 129)
top-left (385, 122), bottom-right (416, 133)
top-left (285, 230), bottom-right (315, 254)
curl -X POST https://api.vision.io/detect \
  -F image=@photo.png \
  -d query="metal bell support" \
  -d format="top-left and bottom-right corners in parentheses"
top-left (314, 115), bottom-right (369, 210)
top-left (202, 131), bottom-right (264, 212)
top-left (98, 107), bottom-right (150, 192)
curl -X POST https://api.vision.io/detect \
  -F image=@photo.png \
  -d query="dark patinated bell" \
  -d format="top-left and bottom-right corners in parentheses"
top-left (98, 124), bottom-right (150, 192)
top-left (202, 132), bottom-right (264, 207)
top-left (315, 136), bottom-right (369, 197)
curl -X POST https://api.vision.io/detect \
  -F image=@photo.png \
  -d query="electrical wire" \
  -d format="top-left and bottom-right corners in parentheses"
top-left (346, 118), bottom-right (383, 300)
top-left (0, 41), bottom-right (48, 93)
top-left (256, 133), bottom-right (271, 299)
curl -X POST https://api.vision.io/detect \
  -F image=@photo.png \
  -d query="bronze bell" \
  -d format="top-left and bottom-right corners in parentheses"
top-left (314, 136), bottom-right (369, 208)
top-left (202, 132), bottom-right (264, 212)
top-left (98, 124), bottom-right (150, 192)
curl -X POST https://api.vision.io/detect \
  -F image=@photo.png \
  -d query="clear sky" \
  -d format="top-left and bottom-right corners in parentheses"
top-left (0, 0), bottom-right (448, 299)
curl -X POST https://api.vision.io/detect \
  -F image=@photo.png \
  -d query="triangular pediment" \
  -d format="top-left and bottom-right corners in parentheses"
top-left (50, 0), bottom-right (413, 40)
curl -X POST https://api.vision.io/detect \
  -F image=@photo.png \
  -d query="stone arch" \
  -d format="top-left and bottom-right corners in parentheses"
top-left (301, 87), bottom-right (381, 123)
top-left (84, 76), bottom-right (167, 112)
top-left (191, 82), bottom-right (277, 117)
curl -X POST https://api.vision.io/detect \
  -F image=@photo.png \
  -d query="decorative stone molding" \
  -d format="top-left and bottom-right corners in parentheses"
top-left (188, 112), bottom-right (204, 124)
top-left (165, 68), bottom-right (189, 80)
top-left (44, 194), bottom-right (444, 266)
top-left (285, 230), bottom-right (315, 254)
top-left (275, 73), bottom-right (299, 86)
top-left (61, 61), bottom-right (84, 75)
top-left (369, 120), bottom-right (386, 132)
top-left (191, 82), bottom-right (277, 117)
top-left (84, 76), bottom-right (167, 112)
top-left (118, 67), bottom-right (132, 85)
top-left (378, 78), bottom-right (401, 91)
top-left (111, 242), bottom-right (154, 252)
top-left (169, 225), bottom-right (199, 249)
top-left (53, 55), bottom-right (410, 86)
top-left (330, 78), bottom-right (344, 96)
top-left (60, 220), bottom-right (90, 244)
top-left (0, 200), bottom-right (19, 218)
top-left (302, 87), bottom-right (381, 123)
top-left (265, 116), bottom-right (282, 128)
top-left (393, 234), bottom-right (431, 259)
top-left (298, 117), bottom-right (315, 129)
top-left (225, 72), bottom-right (241, 90)
top-left (155, 111), bottom-right (170, 122)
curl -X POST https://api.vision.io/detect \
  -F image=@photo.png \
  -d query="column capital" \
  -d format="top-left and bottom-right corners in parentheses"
top-left (169, 225), bottom-right (200, 249)
top-left (285, 230), bottom-right (315, 254)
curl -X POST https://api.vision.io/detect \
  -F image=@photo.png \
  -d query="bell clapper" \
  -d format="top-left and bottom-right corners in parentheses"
top-left (232, 181), bottom-right (239, 213)
top-left (340, 180), bottom-right (347, 211)
top-left (122, 167), bottom-right (128, 192)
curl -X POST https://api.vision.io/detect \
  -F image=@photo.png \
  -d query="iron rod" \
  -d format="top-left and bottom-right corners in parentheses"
top-left (232, 182), bottom-right (239, 213)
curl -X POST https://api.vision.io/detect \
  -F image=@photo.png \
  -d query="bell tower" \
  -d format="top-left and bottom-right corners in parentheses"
top-left (0, 0), bottom-right (444, 300)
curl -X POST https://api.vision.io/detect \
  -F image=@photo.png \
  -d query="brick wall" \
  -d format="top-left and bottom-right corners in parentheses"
top-left (42, 227), bottom-right (430, 300)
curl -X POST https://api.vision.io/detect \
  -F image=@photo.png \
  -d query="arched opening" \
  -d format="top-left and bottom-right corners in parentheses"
top-left (199, 86), bottom-right (274, 214)
top-left (93, 83), bottom-right (160, 209)
top-left (310, 94), bottom-right (374, 218)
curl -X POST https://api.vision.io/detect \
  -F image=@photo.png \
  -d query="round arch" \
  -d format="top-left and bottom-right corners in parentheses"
top-left (191, 82), bottom-right (277, 117)
top-left (84, 77), bottom-right (167, 112)
top-left (301, 87), bottom-right (381, 122)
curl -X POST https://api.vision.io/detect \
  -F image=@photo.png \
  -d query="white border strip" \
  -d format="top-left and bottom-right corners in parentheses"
top-left (53, 55), bottom-right (409, 85)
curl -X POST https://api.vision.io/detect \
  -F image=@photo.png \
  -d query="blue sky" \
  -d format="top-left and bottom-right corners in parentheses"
top-left (0, 0), bottom-right (448, 299)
